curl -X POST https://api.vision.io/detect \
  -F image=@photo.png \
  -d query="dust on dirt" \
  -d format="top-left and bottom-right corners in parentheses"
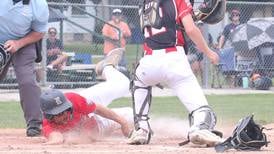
top-left (0, 118), bottom-right (273, 154)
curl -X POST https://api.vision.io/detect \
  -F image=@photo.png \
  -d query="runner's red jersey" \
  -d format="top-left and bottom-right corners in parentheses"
top-left (42, 92), bottom-right (98, 138)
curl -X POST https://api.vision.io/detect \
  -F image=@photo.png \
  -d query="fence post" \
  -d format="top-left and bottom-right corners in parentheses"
top-left (41, 37), bottom-right (47, 87)
top-left (202, 24), bottom-right (209, 88)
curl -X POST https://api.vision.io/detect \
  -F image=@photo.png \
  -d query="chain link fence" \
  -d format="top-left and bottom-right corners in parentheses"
top-left (0, 0), bottom-right (273, 90)
top-left (208, 1), bottom-right (274, 89)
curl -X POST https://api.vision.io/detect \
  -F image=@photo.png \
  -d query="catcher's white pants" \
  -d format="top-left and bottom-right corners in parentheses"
top-left (93, 107), bottom-right (133, 137)
top-left (134, 46), bottom-right (208, 130)
top-left (77, 66), bottom-right (130, 106)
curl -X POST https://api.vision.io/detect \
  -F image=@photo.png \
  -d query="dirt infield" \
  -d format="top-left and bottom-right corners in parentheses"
top-left (0, 119), bottom-right (273, 154)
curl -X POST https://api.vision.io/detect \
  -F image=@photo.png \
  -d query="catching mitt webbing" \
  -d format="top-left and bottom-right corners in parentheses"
top-left (215, 115), bottom-right (268, 152)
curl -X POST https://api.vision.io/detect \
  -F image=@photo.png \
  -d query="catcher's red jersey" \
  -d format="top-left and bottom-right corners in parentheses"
top-left (42, 92), bottom-right (98, 138)
top-left (143, 0), bottom-right (192, 50)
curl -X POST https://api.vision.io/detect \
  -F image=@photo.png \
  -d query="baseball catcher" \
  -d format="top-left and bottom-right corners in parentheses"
top-left (215, 115), bottom-right (268, 152)
top-left (41, 48), bottom-right (133, 144)
top-left (129, 0), bottom-right (224, 146)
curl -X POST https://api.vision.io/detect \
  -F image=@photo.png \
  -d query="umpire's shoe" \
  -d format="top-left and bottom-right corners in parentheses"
top-left (188, 129), bottom-right (224, 147)
top-left (128, 128), bottom-right (152, 145)
top-left (26, 123), bottom-right (42, 137)
top-left (95, 48), bottom-right (124, 76)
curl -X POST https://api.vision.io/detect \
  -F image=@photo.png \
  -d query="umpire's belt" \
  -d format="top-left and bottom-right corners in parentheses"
top-left (144, 44), bottom-right (180, 55)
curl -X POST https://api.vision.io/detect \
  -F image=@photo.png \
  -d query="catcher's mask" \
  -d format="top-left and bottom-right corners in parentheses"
top-left (40, 89), bottom-right (72, 120)
top-left (0, 43), bottom-right (11, 71)
top-left (194, 0), bottom-right (226, 24)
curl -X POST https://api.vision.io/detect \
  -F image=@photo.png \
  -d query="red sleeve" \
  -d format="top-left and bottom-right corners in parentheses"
top-left (65, 92), bottom-right (97, 115)
top-left (79, 101), bottom-right (96, 115)
top-left (175, 0), bottom-right (193, 20)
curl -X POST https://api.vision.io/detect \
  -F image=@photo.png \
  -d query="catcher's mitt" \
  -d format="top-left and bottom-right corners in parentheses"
top-left (215, 115), bottom-right (268, 152)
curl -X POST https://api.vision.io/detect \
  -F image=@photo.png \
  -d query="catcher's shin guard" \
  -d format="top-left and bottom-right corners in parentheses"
top-left (179, 106), bottom-right (223, 146)
top-left (128, 75), bottom-right (153, 144)
top-left (189, 106), bottom-right (217, 131)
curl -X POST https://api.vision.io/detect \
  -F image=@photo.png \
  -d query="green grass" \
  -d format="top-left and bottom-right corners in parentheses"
top-left (2, 94), bottom-right (273, 128)
top-left (110, 94), bottom-right (274, 125)
top-left (0, 102), bottom-right (25, 128)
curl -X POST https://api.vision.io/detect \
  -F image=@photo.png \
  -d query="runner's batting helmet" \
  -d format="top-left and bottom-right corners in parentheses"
top-left (0, 43), bottom-right (11, 72)
top-left (40, 89), bottom-right (72, 120)
top-left (194, 0), bottom-right (226, 24)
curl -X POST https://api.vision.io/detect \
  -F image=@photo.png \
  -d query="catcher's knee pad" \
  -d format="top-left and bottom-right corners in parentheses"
top-left (189, 106), bottom-right (217, 132)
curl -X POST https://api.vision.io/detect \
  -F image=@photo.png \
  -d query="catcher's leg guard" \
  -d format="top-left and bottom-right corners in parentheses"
top-left (188, 106), bottom-right (223, 146)
top-left (189, 106), bottom-right (217, 131)
top-left (128, 78), bottom-right (153, 145)
top-left (179, 106), bottom-right (223, 146)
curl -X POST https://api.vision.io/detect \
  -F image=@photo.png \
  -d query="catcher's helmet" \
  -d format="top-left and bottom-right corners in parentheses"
top-left (0, 43), bottom-right (11, 71)
top-left (40, 89), bottom-right (72, 120)
top-left (194, 0), bottom-right (226, 24)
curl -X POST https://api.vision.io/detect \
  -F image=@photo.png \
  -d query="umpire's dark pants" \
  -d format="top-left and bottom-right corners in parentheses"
top-left (12, 43), bottom-right (42, 127)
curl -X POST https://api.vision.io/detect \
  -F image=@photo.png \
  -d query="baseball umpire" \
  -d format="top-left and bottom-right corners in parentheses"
top-left (128, 0), bottom-right (225, 146)
top-left (41, 48), bottom-right (133, 144)
top-left (0, 0), bottom-right (49, 136)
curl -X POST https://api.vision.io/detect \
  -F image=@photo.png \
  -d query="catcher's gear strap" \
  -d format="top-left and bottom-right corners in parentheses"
top-left (139, 0), bottom-right (163, 32)
top-left (188, 105), bottom-right (217, 130)
top-left (131, 85), bottom-right (153, 131)
top-left (130, 63), bottom-right (153, 137)
top-left (215, 115), bottom-right (268, 152)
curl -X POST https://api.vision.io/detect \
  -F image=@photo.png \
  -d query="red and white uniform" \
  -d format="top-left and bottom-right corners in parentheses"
top-left (76, 66), bottom-right (130, 107)
top-left (42, 92), bottom-right (98, 138)
top-left (134, 0), bottom-right (209, 131)
top-left (43, 66), bottom-right (133, 138)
